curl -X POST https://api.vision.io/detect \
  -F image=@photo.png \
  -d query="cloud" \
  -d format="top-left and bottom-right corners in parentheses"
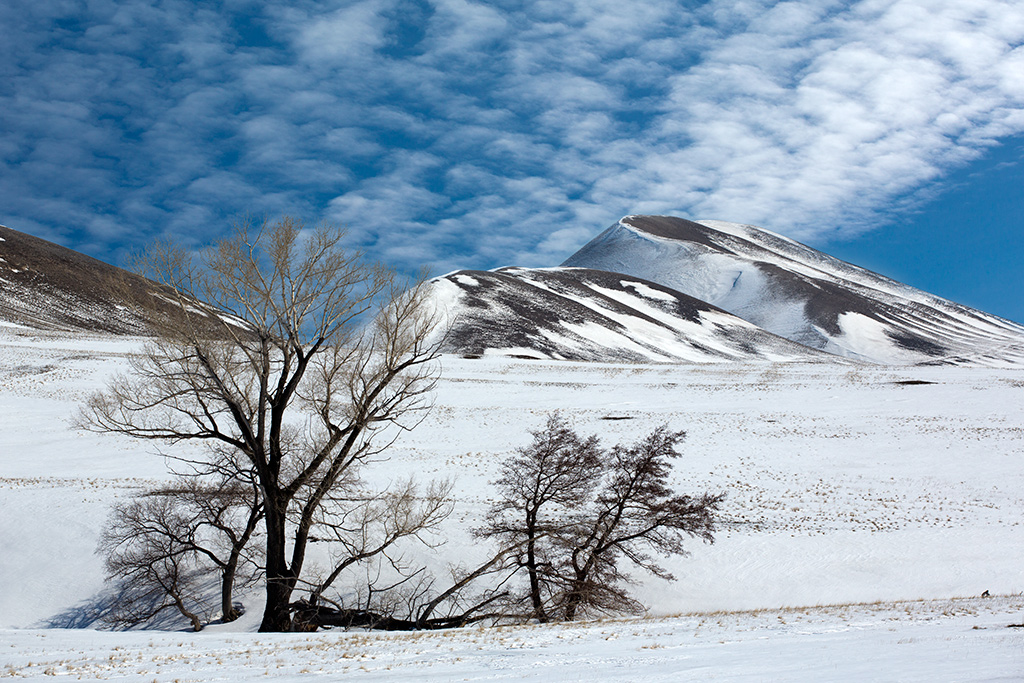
top-left (623, 0), bottom-right (1024, 238)
top-left (2, 0), bottom-right (1024, 274)
top-left (294, 1), bottom-right (395, 64)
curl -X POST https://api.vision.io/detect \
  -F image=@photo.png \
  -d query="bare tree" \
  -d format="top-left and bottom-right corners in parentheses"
top-left (98, 445), bottom-right (262, 629)
top-left (561, 426), bottom-right (724, 620)
top-left (82, 216), bottom-right (443, 631)
top-left (480, 417), bottom-right (724, 623)
top-left (478, 413), bottom-right (602, 622)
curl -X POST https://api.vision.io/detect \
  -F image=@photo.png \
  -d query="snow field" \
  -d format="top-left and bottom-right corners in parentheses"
top-left (390, 357), bottom-right (1024, 614)
top-left (1, 325), bottom-right (1023, 679)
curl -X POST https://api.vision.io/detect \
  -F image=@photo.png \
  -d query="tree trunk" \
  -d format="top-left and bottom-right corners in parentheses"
top-left (523, 508), bottom-right (549, 623)
top-left (221, 554), bottom-right (239, 623)
top-left (563, 597), bottom-right (578, 621)
top-left (259, 502), bottom-right (295, 632)
top-left (563, 591), bottom-right (580, 621)
top-left (526, 536), bottom-right (548, 623)
top-left (563, 567), bottom-right (588, 621)
top-left (222, 494), bottom-right (262, 623)
top-left (170, 591), bottom-right (204, 632)
top-left (261, 577), bottom-right (295, 631)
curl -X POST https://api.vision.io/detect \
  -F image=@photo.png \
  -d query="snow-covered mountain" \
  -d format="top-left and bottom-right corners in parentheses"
top-left (563, 215), bottom-right (1024, 366)
top-left (5, 217), bottom-right (1023, 367)
top-left (430, 266), bottom-right (831, 363)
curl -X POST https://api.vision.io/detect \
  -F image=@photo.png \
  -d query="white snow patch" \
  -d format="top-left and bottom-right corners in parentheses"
top-left (620, 280), bottom-right (677, 302)
top-left (482, 346), bottom-right (549, 359)
top-left (555, 319), bottom-right (677, 362)
top-left (827, 311), bottom-right (912, 363)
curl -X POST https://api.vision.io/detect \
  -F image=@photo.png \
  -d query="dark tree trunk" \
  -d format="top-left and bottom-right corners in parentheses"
top-left (261, 577), bottom-right (296, 631)
top-left (564, 593), bottom-right (580, 621)
top-left (292, 600), bottom-right (501, 632)
top-left (221, 492), bottom-right (263, 623)
top-left (562, 563), bottom-right (591, 621)
top-left (221, 559), bottom-right (239, 622)
top-left (170, 590), bottom-right (204, 632)
top-left (525, 515), bottom-right (548, 622)
top-left (259, 501), bottom-right (296, 632)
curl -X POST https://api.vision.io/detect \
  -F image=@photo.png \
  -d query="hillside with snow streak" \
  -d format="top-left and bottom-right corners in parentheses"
top-left (0, 224), bottom-right (245, 336)
top-left (429, 266), bottom-right (830, 363)
top-left (563, 216), bottom-right (1024, 366)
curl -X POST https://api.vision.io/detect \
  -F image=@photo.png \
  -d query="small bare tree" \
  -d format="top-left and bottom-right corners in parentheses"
top-left (83, 216), bottom-right (443, 631)
top-left (480, 417), bottom-right (724, 622)
top-left (480, 413), bottom-right (602, 622)
top-left (99, 445), bottom-right (262, 629)
top-left (561, 426), bottom-right (724, 620)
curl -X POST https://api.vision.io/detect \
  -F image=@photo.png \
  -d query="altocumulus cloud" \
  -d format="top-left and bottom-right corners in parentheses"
top-left (1, 0), bottom-right (1023, 272)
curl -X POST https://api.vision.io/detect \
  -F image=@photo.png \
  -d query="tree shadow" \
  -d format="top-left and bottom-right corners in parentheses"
top-left (41, 586), bottom-right (201, 631)
top-left (41, 589), bottom-right (118, 629)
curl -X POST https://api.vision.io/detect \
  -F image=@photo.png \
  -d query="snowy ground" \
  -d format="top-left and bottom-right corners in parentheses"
top-left (1, 325), bottom-right (1023, 679)
top-left (4, 597), bottom-right (1023, 681)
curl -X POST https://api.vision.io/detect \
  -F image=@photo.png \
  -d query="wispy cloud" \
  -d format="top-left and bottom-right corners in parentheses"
top-left (2, 0), bottom-right (1023, 273)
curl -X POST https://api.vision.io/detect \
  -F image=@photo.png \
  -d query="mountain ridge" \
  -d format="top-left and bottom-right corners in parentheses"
top-left (4, 217), bottom-right (1023, 367)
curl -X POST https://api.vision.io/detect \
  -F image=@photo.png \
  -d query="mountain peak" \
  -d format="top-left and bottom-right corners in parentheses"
top-left (563, 215), bottom-right (1024, 366)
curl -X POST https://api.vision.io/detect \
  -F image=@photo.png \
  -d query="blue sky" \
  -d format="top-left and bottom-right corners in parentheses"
top-left (2, 0), bottom-right (1023, 322)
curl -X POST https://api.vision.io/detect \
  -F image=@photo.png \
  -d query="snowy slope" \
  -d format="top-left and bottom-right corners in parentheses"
top-left (429, 266), bottom-right (831, 363)
top-left (563, 216), bottom-right (1024, 366)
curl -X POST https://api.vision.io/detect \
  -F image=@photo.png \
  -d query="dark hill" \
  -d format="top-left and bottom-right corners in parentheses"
top-left (0, 225), bottom-right (232, 335)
